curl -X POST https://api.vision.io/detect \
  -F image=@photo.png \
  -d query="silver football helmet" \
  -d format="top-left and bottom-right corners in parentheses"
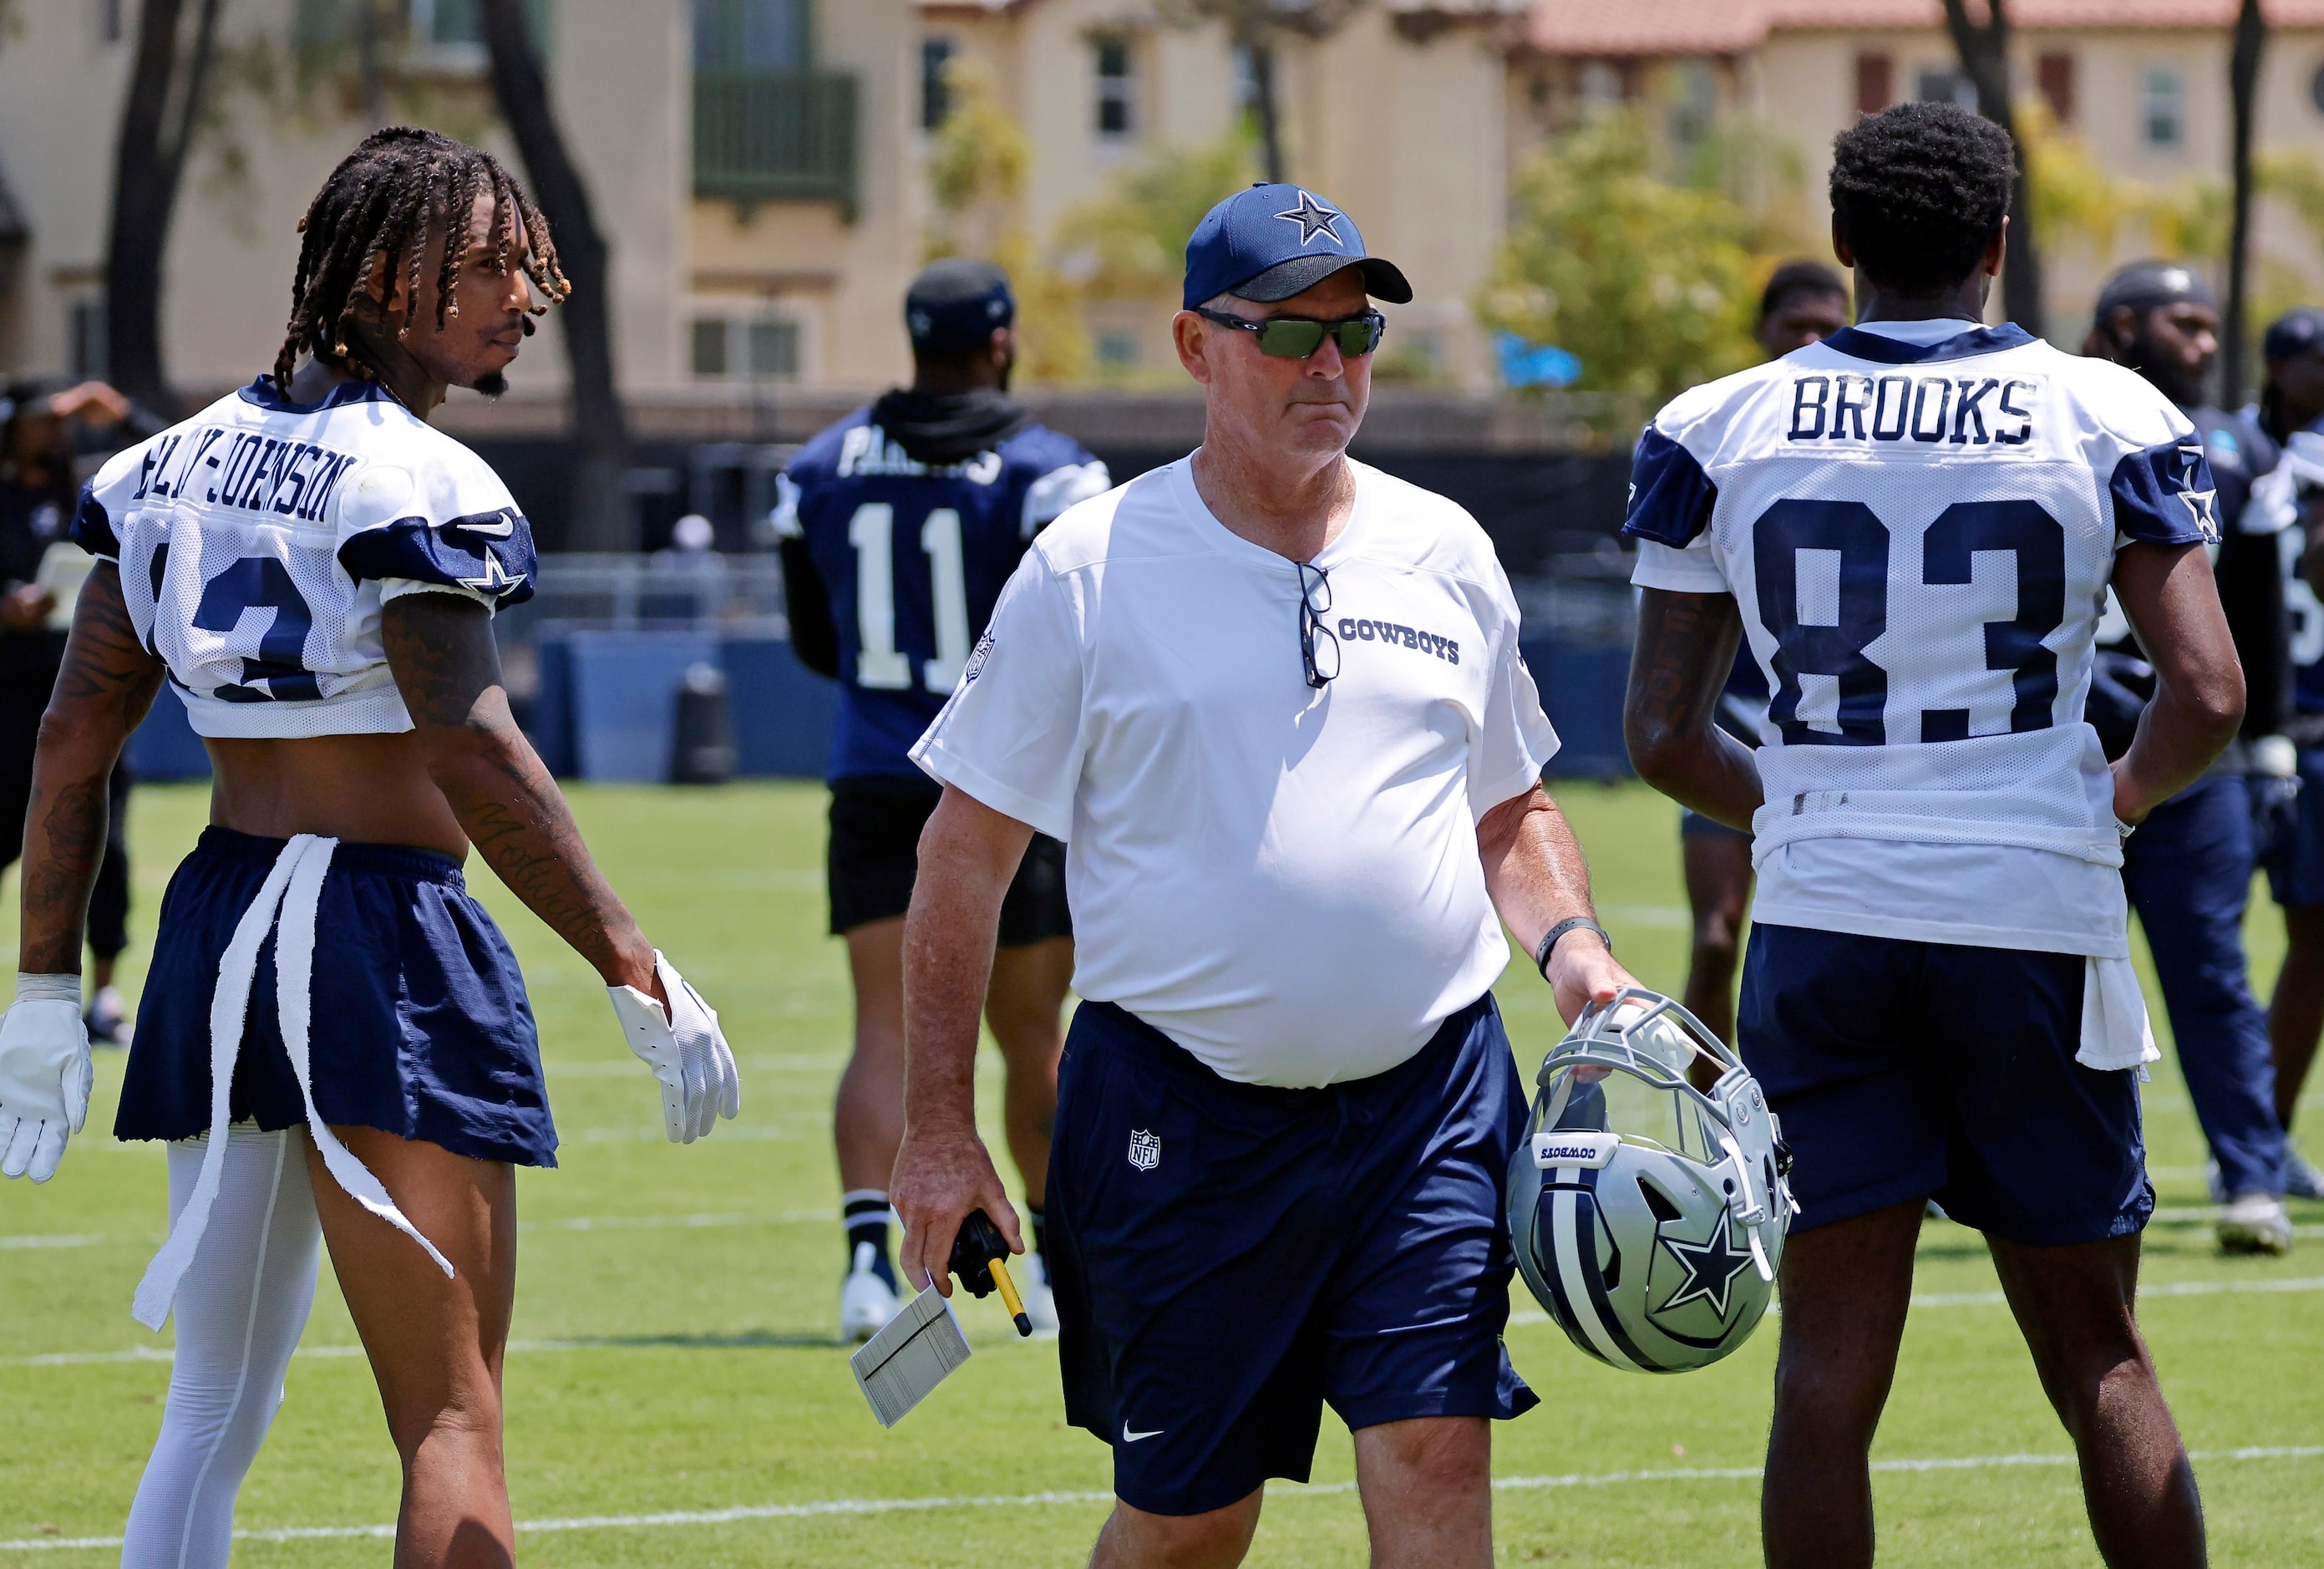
top-left (1507, 988), bottom-right (1795, 1374)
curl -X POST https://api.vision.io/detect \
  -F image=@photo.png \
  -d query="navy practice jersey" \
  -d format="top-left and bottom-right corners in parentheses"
top-left (2255, 427), bottom-right (2324, 715)
top-left (774, 413), bottom-right (1108, 779)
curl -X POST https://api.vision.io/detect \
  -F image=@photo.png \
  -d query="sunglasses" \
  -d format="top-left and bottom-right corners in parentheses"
top-left (1296, 561), bottom-right (1340, 688)
top-left (1195, 307), bottom-right (1386, 360)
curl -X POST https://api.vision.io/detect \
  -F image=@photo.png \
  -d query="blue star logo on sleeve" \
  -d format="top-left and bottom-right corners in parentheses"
top-left (459, 551), bottom-right (522, 597)
top-left (1657, 1219), bottom-right (1755, 1318)
top-left (1274, 190), bottom-right (1345, 249)
top-left (2174, 442), bottom-right (2220, 541)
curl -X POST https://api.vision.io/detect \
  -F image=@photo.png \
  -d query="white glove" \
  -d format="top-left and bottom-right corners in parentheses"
top-left (0, 975), bottom-right (93, 1183)
top-left (606, 952), bottom-right (741, 1143)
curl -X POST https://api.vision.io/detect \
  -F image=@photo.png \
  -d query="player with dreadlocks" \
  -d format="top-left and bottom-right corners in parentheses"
top-left (0, 127), bottom-right (742, 1568)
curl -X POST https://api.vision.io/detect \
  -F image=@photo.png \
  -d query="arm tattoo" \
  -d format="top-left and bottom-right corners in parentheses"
top-left (19, 566), bottom-right (163, 974)
top-left (383, 595), bottom-right (647, 981)
top-left (1626, 590), bottom-right (1733, 740)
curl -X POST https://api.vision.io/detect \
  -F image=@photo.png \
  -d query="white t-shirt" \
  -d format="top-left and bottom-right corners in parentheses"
top-left (1627, 316), bottom-right (2215, 957)
top-left (911, 457), bottom-right (1560, 1086)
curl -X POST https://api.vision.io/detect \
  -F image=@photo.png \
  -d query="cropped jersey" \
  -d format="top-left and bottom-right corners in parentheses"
top-left (73, 378), bottom-right (535, 739)
top-left (1625, 320), bottom-right (2215, 953)
top-left (774, 410), bottom-right (1107, 779)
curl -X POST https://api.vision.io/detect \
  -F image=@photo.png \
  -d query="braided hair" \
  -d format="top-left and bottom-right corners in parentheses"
top-left (272, 126), bottom-right (568, 391)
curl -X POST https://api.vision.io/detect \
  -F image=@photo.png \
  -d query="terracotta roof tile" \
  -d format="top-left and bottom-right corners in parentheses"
top-left (1529, 0), bottom-right (2324, 55)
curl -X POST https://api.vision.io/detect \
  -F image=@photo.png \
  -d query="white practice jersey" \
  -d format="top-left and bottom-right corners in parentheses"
top-left (74, 378), bottom-right (535, 739)
top-left (1626, 320), bottom-right (2216, 953)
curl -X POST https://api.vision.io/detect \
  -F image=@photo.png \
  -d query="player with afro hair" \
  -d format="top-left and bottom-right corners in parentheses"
top-left (1828, 100), bottom-right (2017, 299)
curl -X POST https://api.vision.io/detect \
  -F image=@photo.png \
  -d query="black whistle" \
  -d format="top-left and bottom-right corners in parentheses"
top-left (947, 1208), bottom-right (1032, 1336)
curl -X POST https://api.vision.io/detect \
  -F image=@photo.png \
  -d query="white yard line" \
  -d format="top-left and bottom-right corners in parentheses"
top-left (3, 1446), bottom-right (2316, 1551)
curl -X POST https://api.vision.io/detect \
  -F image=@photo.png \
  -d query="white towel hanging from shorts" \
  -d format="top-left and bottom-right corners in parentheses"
top-left (132, 834), bottom-right (454, 1331)
top-left (2076, 953), bottom-right (2161, 1078)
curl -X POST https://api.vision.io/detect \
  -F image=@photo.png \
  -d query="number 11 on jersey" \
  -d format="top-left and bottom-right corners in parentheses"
top-left (847, 502), bottom-right (971, 693)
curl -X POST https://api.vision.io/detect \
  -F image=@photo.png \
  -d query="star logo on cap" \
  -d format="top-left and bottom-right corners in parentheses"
top-left (1275, 190), bottom-right (1344, 250)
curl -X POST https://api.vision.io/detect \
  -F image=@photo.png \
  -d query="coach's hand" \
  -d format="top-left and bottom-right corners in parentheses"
top-left (607, 951), bottom-right (742, 1143)
top-left (893, 1120), bottom-right (1022, 1297)
top-left (0, 978), bottom-right (93, 1183)
top-left (1545, 928), bottom-right (1638, 1028)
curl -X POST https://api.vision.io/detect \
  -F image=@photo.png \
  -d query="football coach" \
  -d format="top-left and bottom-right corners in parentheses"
top-left (891, 185), bottom-right (1635, 1569)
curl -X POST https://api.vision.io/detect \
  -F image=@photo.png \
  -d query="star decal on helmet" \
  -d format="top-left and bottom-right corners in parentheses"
top-left (1658, 1218), bottom-right (1755, 1318)
top-left (1275, 190), bottom-right (1344, 249)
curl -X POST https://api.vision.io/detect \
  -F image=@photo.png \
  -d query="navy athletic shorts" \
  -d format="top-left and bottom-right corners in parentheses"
top-left (1737, 924), bottom-right (2150, 1247)
top-left (2266, 744), bottom-right (2324, 908)
top-left (116, 826), bottom-right (556, 1168)
top-left (1045, 993), bottom-right (1537, 1517)
top-left (825, 774), bottom-right (1070, 942)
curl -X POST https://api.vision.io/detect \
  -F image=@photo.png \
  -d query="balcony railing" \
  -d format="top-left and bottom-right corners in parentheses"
top-left (693, 69), bottom-right (858, 219)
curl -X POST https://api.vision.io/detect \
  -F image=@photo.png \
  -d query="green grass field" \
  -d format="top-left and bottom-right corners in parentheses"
top-left (2, 780), bottom-right (2320, 1566)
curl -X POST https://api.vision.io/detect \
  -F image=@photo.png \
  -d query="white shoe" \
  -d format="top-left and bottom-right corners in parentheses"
top-left (2219, 1192), bottom-right (2294, 1256)
top-left (840, 1241), bottom-right (902, 1343)
top-left (1019, 1251), bottom-right (1058, 1337)
top-left (85, 985), bottom-right (127, 1045)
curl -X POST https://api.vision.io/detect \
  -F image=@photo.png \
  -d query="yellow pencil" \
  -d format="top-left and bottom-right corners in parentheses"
top-left (987, 1257), bottom-right (1032, 1337)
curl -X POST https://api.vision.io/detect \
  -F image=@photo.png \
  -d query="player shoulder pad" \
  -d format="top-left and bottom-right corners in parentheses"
top-left (71, 441), bottom-right (154, 560)
top-left (1622, 373), bottom-right (1752, 551)
top-left (332, 428), bottom-right (536, 607)
top-left (1014, 425), bottom-right (1112, 539)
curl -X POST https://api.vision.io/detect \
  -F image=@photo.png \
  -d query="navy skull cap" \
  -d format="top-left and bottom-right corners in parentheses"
top-left (1182, 183), bottom-right (1413, 311)
top-left (906, 257), bottom-right (1015, 356)
top-left (2264, 306), bottom-right (2324, 363)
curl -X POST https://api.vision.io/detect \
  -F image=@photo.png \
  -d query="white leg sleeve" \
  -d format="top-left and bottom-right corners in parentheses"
top-left (121, 1129), bottom-right (322, 1569)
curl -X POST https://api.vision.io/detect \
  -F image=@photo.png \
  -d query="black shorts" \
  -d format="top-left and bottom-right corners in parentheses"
top-left (826, 774), bottom-right (1072, 945)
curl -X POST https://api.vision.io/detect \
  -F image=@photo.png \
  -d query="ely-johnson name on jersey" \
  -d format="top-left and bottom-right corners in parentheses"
top-left (73, 378), bottom-right (536, 739)
top-left (1623, 322), bottom-right (2217, 868)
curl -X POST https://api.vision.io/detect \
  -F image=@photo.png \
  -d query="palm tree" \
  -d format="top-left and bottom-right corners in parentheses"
top-left (478, 0), bottom-right (632, 551)
top-left (1941, 0), bottom-right (2046, 338)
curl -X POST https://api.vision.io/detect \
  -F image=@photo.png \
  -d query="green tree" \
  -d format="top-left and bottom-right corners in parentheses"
top-left (921, 54), bottom-right (1087, 384)
top-left (1477, 110), bottom-right (1760, 399)
top-left (1050, 132), bottom-right (1256, 302)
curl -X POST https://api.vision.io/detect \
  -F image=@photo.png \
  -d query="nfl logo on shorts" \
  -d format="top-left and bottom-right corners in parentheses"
top-left (1127, 1130), bottom-right (1161, 1171)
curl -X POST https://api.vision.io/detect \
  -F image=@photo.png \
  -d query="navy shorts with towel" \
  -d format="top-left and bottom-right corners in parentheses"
top-left (1738, 923), bottom-right (2150, 1247)
top-left (1045, 993), bottom-right (1537, 1517)
top-left (117, 825), bottom-right (556, 1167)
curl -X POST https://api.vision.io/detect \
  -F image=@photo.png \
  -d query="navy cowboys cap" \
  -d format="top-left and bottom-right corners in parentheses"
top-left (1181, 183), bottom-right (1413, 312)
top-left (2265, 306), bottom-right (2324, 363)
top-left (906, 257), bottom-right (1015, 356)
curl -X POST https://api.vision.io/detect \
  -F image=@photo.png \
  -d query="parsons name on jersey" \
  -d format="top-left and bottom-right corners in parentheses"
top-left (775, 410), bottom-right (1107, 781)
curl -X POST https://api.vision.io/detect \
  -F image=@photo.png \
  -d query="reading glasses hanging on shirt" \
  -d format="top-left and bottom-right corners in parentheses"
top-left (1298, 561), bottom-right (1339, 688)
